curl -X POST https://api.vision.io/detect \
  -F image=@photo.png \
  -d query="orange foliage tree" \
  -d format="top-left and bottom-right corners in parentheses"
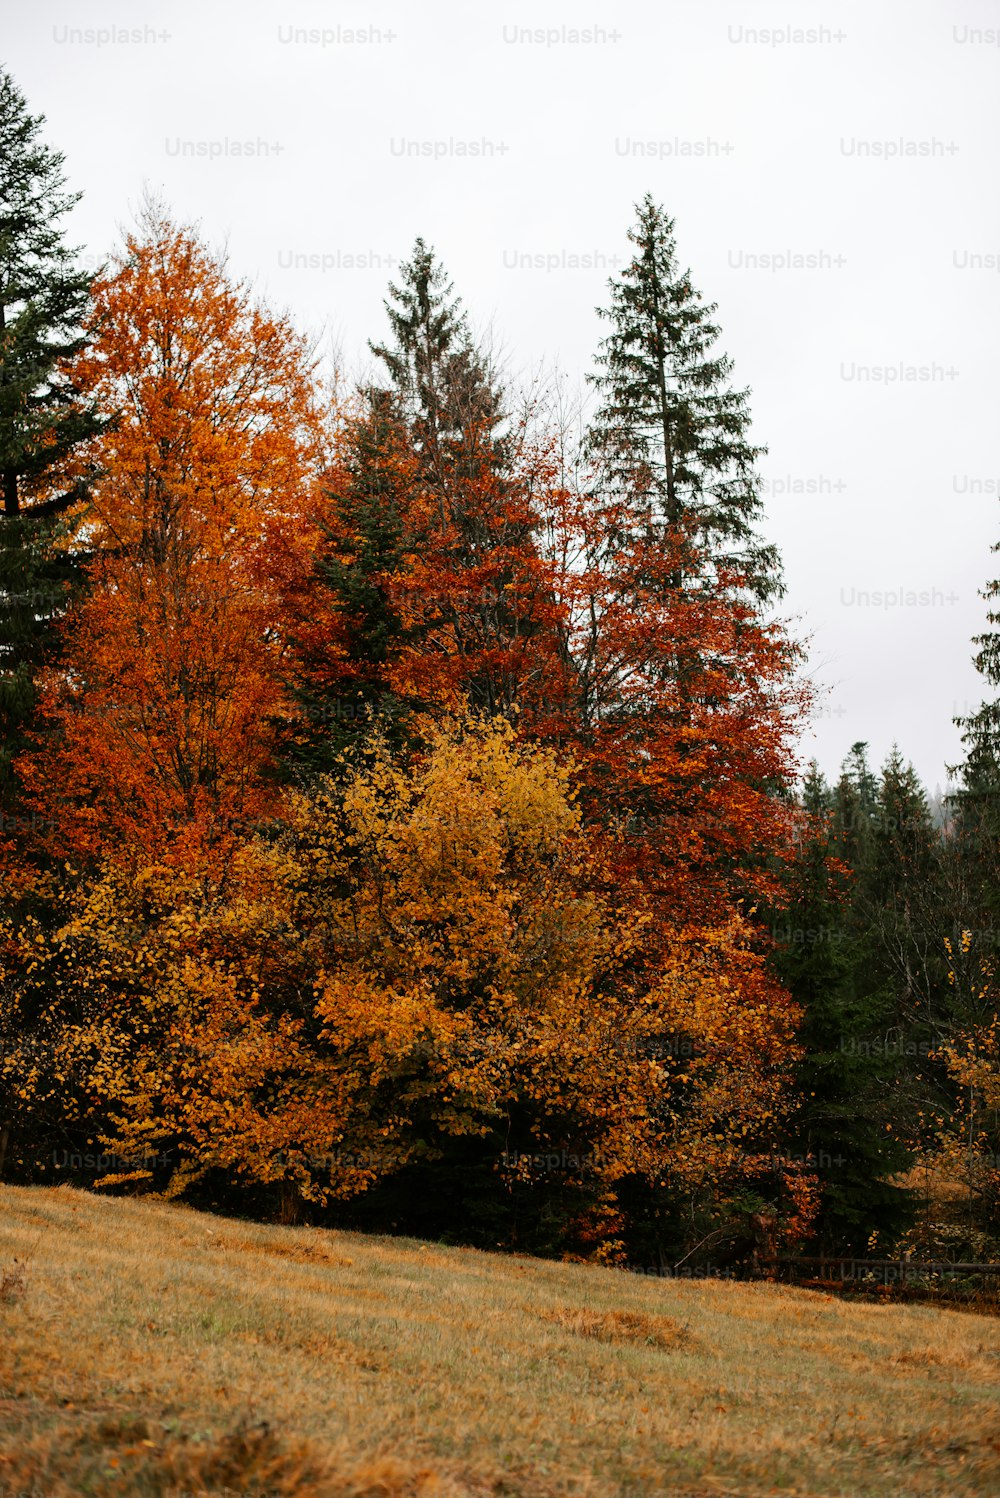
top-left (20, 202), bottom-right (328, 858)
top-left (1, 716), bottom-right (804, 1246)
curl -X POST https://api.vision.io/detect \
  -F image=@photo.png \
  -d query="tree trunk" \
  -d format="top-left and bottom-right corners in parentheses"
top-left (279, 1178), bottom-right (303, 1225)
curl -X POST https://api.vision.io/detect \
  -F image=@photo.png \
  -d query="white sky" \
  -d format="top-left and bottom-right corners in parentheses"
top-left (6, 0), bottom-right (999, 795)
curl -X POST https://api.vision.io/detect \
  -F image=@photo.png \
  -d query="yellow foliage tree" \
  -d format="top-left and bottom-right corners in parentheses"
top-left (1, 717), bottom-right (806, 1243)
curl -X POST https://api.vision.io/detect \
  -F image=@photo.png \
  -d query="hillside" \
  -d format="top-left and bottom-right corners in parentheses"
top-left (2, 1186), bottom-right (999, 1497)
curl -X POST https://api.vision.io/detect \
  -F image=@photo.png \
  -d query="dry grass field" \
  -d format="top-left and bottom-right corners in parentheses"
top-left (2, 1185), bottom-right (1000, 1497)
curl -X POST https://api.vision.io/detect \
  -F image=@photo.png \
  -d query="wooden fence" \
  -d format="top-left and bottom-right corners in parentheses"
top-left (757, 1255), bottom-right (1000, 1301)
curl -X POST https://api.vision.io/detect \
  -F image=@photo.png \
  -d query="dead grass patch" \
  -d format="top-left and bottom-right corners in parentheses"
top-left (153, 1419), bottom-right (336, 1495)
top-left (0, 1413), bottom-right (503, 1498)
top-left (890, 1344), bottom-right (997, 1376)
top-left (206, 1232), bottom-right (354, 1267)
top-left (537, 1305), bottom-right (695, 1350)
top-left (0, 1258), bottom-right (27, 1304)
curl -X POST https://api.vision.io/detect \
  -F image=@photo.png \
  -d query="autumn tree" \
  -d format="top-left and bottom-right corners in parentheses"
top-left (937, 1000), bottom-right (1000, 1250)
top-left (0, 67), bottom-right (103, 812)
top-left (898, 928), bottom-right (1000, 1258)
top-left (0, 835), bottom-right (345, 1208)
top-left (281, 719), bottom-right (802, 1258)
top-left (20, 203), bottom-right (327, 858)
top-left (3, 717), bottom-right (807, 1252)
top-left (274, 717), bottom-right (807, 1256)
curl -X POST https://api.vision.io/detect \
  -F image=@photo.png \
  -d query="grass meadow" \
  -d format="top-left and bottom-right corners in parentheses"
top-left (2, 1185), bottom-right (999, 1496)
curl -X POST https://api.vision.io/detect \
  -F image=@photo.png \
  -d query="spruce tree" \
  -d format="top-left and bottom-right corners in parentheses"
top-left (0, 68), bottom-right (102, 810)
top-left (585, 194), bottom-right (781, 604)
top-left (867, 748), bottom-right (950, 1035)
top-left (773, 760), bottom-right (917, 1252)
top-left (951, 544), bottom-right (1000, 922)
top-left (289, 239), bottom-right (542, 770)
top-left (287, 390), bottom-right (411, 772)
top-left (370, 239), bottom-right (544, 717)
top-left (835, 745), bottom-right (950, 1054)
top-left (831, 741), bottom-right (879, 871)
top-left (812, 744), bottom-right (956, 1245)
top-left (369, 236), bottom-right (506, 484)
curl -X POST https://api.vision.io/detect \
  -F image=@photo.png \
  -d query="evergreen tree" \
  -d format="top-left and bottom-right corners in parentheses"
top-left (798, 744), bottom-right (962, 1247)
top-left (834, 745), bottom-right (950, 1044)
top-left (369, 236), bottom-right (506, 484)
top-left (585, 194), bottom-right (781, 605)
top-left (868, 748), bottom-right (950, 1035)
top-left (286, 390), bottom-right (412, 772)
top-left (773, 760), bottom-right (917, 1253)
top-left (288, 239), bottom-right (552, 771)
top-left (830, 741), bottom-right (879, 869)
top-left (0, 68), bottom-right (102, 810)
top-left (951, 543), bottom-right (1000, 923)
top-left (939, 553), bottom-right (1000, 1238)
top-left (369, 239), bottom-right (549, 718)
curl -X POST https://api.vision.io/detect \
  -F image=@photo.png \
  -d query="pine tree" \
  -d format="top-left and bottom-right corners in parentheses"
top-left (585, 194), bottom-right (781, 605)
top-left (784, 744), bottom-right (961, 1250)
top-left (834, 745), bottom-right (950, 1044)
top-left (288, 240), bottom-right (556, 764)
top-left (0, 68), bottom-right (103, 811)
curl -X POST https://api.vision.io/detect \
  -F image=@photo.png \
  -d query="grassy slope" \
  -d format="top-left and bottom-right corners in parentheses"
top-left (1, 1186), bottom-right (999, 1497)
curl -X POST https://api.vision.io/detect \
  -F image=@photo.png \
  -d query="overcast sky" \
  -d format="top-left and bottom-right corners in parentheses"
top-left (6, 0), bottom-right (999, 794)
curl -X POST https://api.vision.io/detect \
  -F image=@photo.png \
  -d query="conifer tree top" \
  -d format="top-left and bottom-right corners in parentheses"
top-left (0, 67), bottom-right (91, 313)
top-left (586, 194), bottom-right (782, 603)
top-left (369, 236), bottom-right (505, 464)
top-left (369, 236), bottom-right (466, 401)
top-left (0, 66), bottom-right (102, 520)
